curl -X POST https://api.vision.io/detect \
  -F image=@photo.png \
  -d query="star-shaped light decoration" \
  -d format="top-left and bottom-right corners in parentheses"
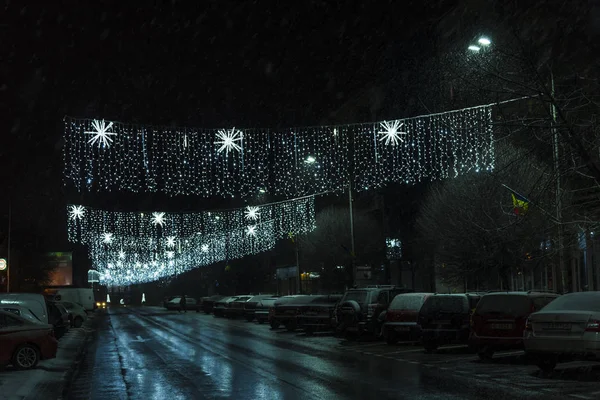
top-left (246, 225), bottom-right (257, 237)
top-left (103, 233), bottom-right (113, 244)
top-left (215, 127), bottom-right (243, 155)
top-left (244, 206), bottom-right (260, 221)
top-left (166, 236), bottom-right (176, 248)
top-left (378, 120), bottom-right (407, 146)
top-left (166, 251), bottom-right (175, 259)
top-left (118, 251), bottom-right (126, 260)
top-left (201, 244), bottom-right (209, 253)
top-left (85, 119), bottom-right (117, 148)
top-left (152, 212), bottom-right (165, 227)
top-left (69, 205), bottom-right (85, 221)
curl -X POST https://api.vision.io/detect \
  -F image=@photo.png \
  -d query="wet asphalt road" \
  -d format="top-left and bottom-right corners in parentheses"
top-left (67, 306), bottom-right (600, 400)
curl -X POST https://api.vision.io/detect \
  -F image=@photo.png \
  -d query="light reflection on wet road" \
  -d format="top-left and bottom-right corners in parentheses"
top-left (71, 307), bottom-right (579, 400)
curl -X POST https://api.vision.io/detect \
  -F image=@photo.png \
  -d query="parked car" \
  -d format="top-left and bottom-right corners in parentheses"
top-left (213, 296), bottom-right (241, 317)
top-left (470, 291), bottom-right (559, 359)
top-left (44, 288), bottom-right (95, 311)
top-left (255, 297), bottom-right (287, 324)
top-left (418, 293), bottom-right (482, 352)
top-left (200, 295), bottom-right (226, 314)
top-left (524, 291), bottom-right (600, 372)
top-left (0, 310), bottom-right (58, 370)
top-left (165, 296), bottom-right (199, 311)
top-left (60, 301), bottom-right (88, 328)
top-left (163, 296), bottom-right (177, 309)
top-left (297, 294), bottom-right (342, 334)
top-left (0, 294), bottom-right (49, 324)
top-left (223, 295), bottom-right (254, 318)
top-left (383, 292), bottom-right (434, 344)
top-left (270, 295), bottom-right (314, 330)
top-left (242, 295), bottom-right (279, 322)
top-left (0, 304), bottom-right (46, 324)
top-left (335, 286), bottom-right (413, 337)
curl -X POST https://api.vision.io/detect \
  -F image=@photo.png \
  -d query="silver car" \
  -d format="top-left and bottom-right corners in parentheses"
top-left (523, 291), bottom-right (600, 372)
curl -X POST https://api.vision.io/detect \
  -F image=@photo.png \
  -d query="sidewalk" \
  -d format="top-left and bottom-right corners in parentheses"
top-left (0, 314), bottom-right (96, 400)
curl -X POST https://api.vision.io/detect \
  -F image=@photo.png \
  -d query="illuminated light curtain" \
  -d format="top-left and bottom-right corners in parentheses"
top-left (63, 105), bottom-right (494, 197)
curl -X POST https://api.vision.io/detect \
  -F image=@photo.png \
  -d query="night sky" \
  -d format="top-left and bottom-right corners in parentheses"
top-left (2, 1), bottom-right (454, 252)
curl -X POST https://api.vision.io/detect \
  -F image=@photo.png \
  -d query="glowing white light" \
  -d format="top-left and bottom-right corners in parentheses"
top-left (378, 120), bottom-right (407, 146)
top-left (103, 233), bottom-right (113, 243)
top-left (152, 212), bottom-right (165, 227)
top-left (85, 119), bottom-right (117, 148)
top-left (478, 37), bottom-right (491, 46)
top-left (244, 206), bottom-right (260, 221)
top-left (201, 244), bottom-right (209, 253)
top-left (215, 127), bottom-right (243, 155)
top-left (468, 45), bottom-right (481, 52)
top-left (118, 251), bottom-right (125, 259)
top-left (246, 225), bottom-right (256, 236)
top-left (69, 205), bottom-right (85, 220)
top-left (333, 128), bottom-right (338, 136)
top-left (166, 236), bottom-right (176, 248)
top-left (166, 251), bottom-right (174, 259)
top-left (305, 156), bottom-right (316, 164)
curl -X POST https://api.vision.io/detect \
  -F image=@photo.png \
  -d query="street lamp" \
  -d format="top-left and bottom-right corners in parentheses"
top-left (478, 37), bottom-right (491, 46)
top-left (468, 45), bottom-right (481, 52)
top-left (304, 156), bottom-right (316, 164)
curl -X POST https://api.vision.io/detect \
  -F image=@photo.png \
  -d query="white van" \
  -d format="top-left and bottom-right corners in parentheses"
top-left (44, 288), bottom-right (95, 311)
top-left (0, 293), bottom-right (49, 324)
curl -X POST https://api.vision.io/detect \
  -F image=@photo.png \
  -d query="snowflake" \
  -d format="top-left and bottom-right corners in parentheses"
top-left (103, 233), bottom-right (113, 244)
top-left (152, 212), bottom-right (166, 227)
top-left (246, 225), bottom-right (257, 236)
top-left (378, 120), bottom-right (407, 146)
top-left (215, 127), bottom-right (243, 155)
top-left (118, 251), bottom-right (126, 259)
top-left (244, 206), bottom-right (260, 221)
top-left (69, 205), bottom-right (85, 220)
top-left (201, 244), bottom-right (209, 253)
top-left (166, 251), bottom-right (175, 259)
top-left (166, 236), bottom-right (176, 248)
top-left (85, 119), bottom-right (117, 148)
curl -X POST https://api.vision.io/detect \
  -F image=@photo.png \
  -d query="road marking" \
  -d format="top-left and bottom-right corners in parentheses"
top-left (591, 391), bottom-right (600, 395)
top-left (131, 335), bottom-right (151, 343)
top-left (474, 374), bottom-right (490, 378)
top-left (422, 364), bottom-right (434, 367)
top-left (437, 344), bottom-right (469, 350)
top-left (493, 350), bottom-right (525, 357)
top-left (569, 395), bottom-right (592, 400)
top-left (385, 348), bottom-right (425, 355)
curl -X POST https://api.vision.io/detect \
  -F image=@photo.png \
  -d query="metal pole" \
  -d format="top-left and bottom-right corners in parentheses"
top-left (550, 71), bottom-right (566, 293)
top-left (349, 184), bottom-right (356, 287)
top-left (7, 200), bottom-right (11, 293)
top-left (295, 239), bottom-right (301, 294)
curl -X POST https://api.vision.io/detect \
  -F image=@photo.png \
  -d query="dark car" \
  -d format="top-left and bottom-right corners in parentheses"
top-left (243, 295), bottom-right (279, 322)
top-left (469, 291), bottom-right (559, 359)
top-left (164, 296), bottom-right (199, 311)
top-left (418, 293), bottom-right (482, 352)
top-left (270, 295), bottom-right (314, 330)
top-left (223, 295), bottom-right (254, 318)
top-left (200, 295), bottom-right (225, 314)
top-left (163, 296), bottom-right (177, 309)
top-left (47, 301), bottom-right (70, 339)
top-left (297, 294), bottom-right (342, 334)
top-left (255, 297), bottom-right (286, 324)
top-left (335, 286), bottom-right (413, 337)
top-left (213, 296), bottom-right (241, 317)
top-left (383, 292), bottom-right (433, 344)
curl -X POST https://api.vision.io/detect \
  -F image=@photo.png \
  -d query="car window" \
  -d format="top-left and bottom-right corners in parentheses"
top-left (342, 291), bottom-right (368, 303)
top-left (389, 294), bottom-right (429, 311)
top-left (532, 296), bottom-right (557, 311)
top-left (1, 307), bottom-right (21, 316)
top-left (476, 295), bottom-right (531, 316)
top-left (376, 291), bottom-right (389, 305)
top-left (421, 296), bottom-right (467, 314)
top-left (0, 314), bottom-right (24, 328)
top-left (541, 293), bottom-right (600, 312)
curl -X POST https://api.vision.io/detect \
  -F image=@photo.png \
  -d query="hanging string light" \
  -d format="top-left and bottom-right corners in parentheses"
top-left (63, 104), bottom-right (495, 197)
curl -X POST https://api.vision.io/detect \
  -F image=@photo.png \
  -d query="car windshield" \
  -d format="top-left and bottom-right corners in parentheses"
top-left (541, 293), bottom-right (600, 312)
top-left (342, 291), bottom-right (368, 304)
top-left (389, 294), bottom-right (429, 311)
top-left (421, 296), bottom-right (467, 314)
top-left (476, 295), bottom-right (531, 316)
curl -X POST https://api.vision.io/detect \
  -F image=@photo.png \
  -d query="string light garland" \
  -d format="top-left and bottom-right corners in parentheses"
top-left (67, 196), bottom-right (316, 285)
top-left (63, 105), bottom-right (494, 197)
top-left (386, 238), bottom-right (402, 260)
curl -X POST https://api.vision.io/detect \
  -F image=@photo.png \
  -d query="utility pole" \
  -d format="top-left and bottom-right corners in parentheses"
top-left (550, 71), bottom-right (566, 293)
top-left (7, 200), bottom-right (11, 293)
top-left (348, 184), bottom-right (356, 287)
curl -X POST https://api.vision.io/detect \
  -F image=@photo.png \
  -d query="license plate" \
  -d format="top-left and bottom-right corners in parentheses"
top-left (395, 327), bottom-right (410, 332)
top-left (544, 322), bottom-right (571, 330)
top-left (491, 323), bottom-right (513, 330)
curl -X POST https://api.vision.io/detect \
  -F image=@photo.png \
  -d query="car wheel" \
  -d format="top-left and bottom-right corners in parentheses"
top-left (12, 344), bottom-right (40, 370)
top-left (477, 347), bottom-right (494, 361)
top-left (286, 322), bottom-right (297, 332)
top-left (73, 317), bottom-right (84, 328)
top-left (270, 320), bottom-right (280, 329)
top-left (423, 340), bottom-right (437, 353)
top-left (537, 357), bottom-right (557, 372)
top-left (386, 331), bottom-right (399, 345)
top-left (304, 326), bottom-right (314, 335)
top-left (246, 316), bottom-right (254, 322)
top-left (258, 319), bottom-right (264, 324)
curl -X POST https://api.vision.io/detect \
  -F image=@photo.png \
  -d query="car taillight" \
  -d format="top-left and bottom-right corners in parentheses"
top-left (525, 318), bottom-right (532, 331)
top-left (585, 319), bottom-right (600, 333)
top-left (268, 307), bottom-right (275, 316)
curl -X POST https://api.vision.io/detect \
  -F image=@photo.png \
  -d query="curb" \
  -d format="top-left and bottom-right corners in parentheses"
top-left (58, 316), bottom-right (97, 400)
